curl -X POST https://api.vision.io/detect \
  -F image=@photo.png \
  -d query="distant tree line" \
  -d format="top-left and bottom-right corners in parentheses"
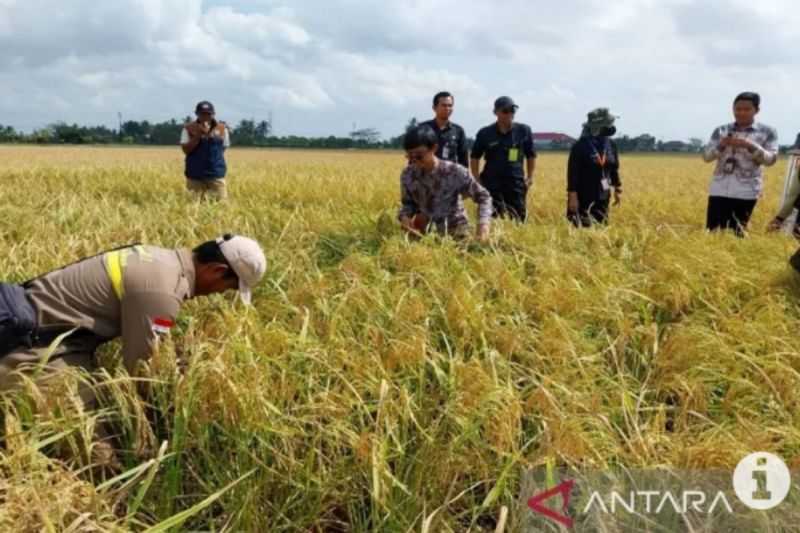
top-left (0, 118), bottom-right (404, 149)
top-left (0, 118), bottom-right (797, 153)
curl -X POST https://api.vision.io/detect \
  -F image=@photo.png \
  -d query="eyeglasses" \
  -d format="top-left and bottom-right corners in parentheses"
top-left (406, 150), bottom-right (428, 162)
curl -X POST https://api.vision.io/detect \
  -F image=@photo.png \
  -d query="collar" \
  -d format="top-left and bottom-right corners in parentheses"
top-left (176, 248), bottom-right (196, 299)
top-left (411, 158), bottom-right (442, 181)
top-left (588, 136), bottom-right (610, 153)
top-left (731, 122), bottom-right (756, 132)
top-left (495, 121), bottom-right (514, 135)
top-left (432, 119), bottom-right (451, 131)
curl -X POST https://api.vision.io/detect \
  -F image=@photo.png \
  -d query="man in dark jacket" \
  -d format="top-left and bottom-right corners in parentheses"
top-left (181, 100), bottom-right (231, 200)
top-left (567, 108), bottom-right (622, 227)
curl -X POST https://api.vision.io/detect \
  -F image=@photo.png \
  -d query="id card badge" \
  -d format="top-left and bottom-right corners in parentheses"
top-left (442, 145), bottom-right (450, 160)
top-left (723, 158), bottom-right (737, 174)
top-left (508, 147), bottom-right (519, 162)
top-left (601, 178), bottom-right (611, 191)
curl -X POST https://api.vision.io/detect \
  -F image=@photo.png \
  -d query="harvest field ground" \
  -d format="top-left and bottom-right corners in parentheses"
top-left (1, 145), bottom-right (800, 531)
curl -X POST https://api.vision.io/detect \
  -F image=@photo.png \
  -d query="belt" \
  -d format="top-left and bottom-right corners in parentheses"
top-left (0, 327), bottom-right (100, 359)
top-left (33, 327), bottom-right (102, 349)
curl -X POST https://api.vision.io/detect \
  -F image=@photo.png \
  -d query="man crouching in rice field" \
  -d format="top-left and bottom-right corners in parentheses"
top-left (181, 100), bottom-right (231, 200)
top-left (398, 125), bottom-right (493, 242)
top-left (0, 235), bottom-right (266, 466)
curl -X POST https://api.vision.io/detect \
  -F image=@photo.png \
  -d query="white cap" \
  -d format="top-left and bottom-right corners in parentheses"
top-left (217, 235), bottom-right (266, 305)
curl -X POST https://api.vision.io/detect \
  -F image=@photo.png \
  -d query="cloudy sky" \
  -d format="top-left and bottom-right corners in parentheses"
top-left (1, 0), bottom-right (798, 142)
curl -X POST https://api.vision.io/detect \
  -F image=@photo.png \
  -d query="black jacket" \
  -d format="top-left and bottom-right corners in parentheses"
top-left (567, 136), bottom-right (621, 202)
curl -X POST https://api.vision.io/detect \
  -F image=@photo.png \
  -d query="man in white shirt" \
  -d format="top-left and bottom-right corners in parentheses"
top-left (702, 92), bottom-right (778, 237)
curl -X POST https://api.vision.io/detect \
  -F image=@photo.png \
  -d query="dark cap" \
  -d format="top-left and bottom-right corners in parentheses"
top-left (494, 96), bottom-right (518, 111)
top-left (195, 100), bottom-right (215, 114)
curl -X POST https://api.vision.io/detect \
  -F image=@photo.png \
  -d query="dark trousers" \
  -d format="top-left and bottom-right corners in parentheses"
top-left (790, 248), bottom-right (800, 272)
top-left (706, 196), bottom-right (757, 237)
top-left (487, 184), bottom-right (528, 222)
top-left (568, 198), bottom-right (610, 227)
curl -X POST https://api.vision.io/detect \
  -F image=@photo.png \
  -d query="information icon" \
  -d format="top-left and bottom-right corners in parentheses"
top-left (732, 452), bottom-right (791, 510)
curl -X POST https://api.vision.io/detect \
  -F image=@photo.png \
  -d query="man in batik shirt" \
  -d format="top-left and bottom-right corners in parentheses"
top-left (398, 126), bottom-right (492, 241)
top-left (702, 92), bottom-right (778, 237)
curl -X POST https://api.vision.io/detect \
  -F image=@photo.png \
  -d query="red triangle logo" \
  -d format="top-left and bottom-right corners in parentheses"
top-left (527, 479), bottom-right (575, 528)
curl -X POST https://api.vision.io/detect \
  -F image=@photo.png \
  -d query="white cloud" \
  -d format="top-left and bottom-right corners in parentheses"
top-left (205, 6), bottom-right (311, 49)
top-left (0, 0), bottom-right (798, 141)
top-left (259, 75), bottom-right (333, 109)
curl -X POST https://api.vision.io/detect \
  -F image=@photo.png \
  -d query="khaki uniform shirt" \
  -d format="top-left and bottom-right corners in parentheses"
top-left (25, 245), bottom-right (196, 373)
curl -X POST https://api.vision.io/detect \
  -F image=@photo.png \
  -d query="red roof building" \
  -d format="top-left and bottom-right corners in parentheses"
top-left (532, 132), bottom-right (576, 144)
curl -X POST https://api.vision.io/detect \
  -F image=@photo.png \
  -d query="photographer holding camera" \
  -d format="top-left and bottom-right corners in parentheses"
top-left (180, 100), bottom-right (231, 200)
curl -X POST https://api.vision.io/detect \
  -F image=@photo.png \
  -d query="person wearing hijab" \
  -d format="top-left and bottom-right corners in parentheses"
top-left (566, 108), bottom-right (622, 227)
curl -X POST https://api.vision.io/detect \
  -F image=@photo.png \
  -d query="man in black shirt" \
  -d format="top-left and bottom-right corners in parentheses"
top-left (419, 91), bottom-right (468, 167)
top-left (470, 96), bottom-right (537, 221)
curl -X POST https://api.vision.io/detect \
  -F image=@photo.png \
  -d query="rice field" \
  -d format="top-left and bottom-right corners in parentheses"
top-left (1, 145), bottom-right (800, 531)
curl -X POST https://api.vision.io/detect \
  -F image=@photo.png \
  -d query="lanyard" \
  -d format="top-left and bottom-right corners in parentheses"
top-left (590, 138), bottom-right (610, 168)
